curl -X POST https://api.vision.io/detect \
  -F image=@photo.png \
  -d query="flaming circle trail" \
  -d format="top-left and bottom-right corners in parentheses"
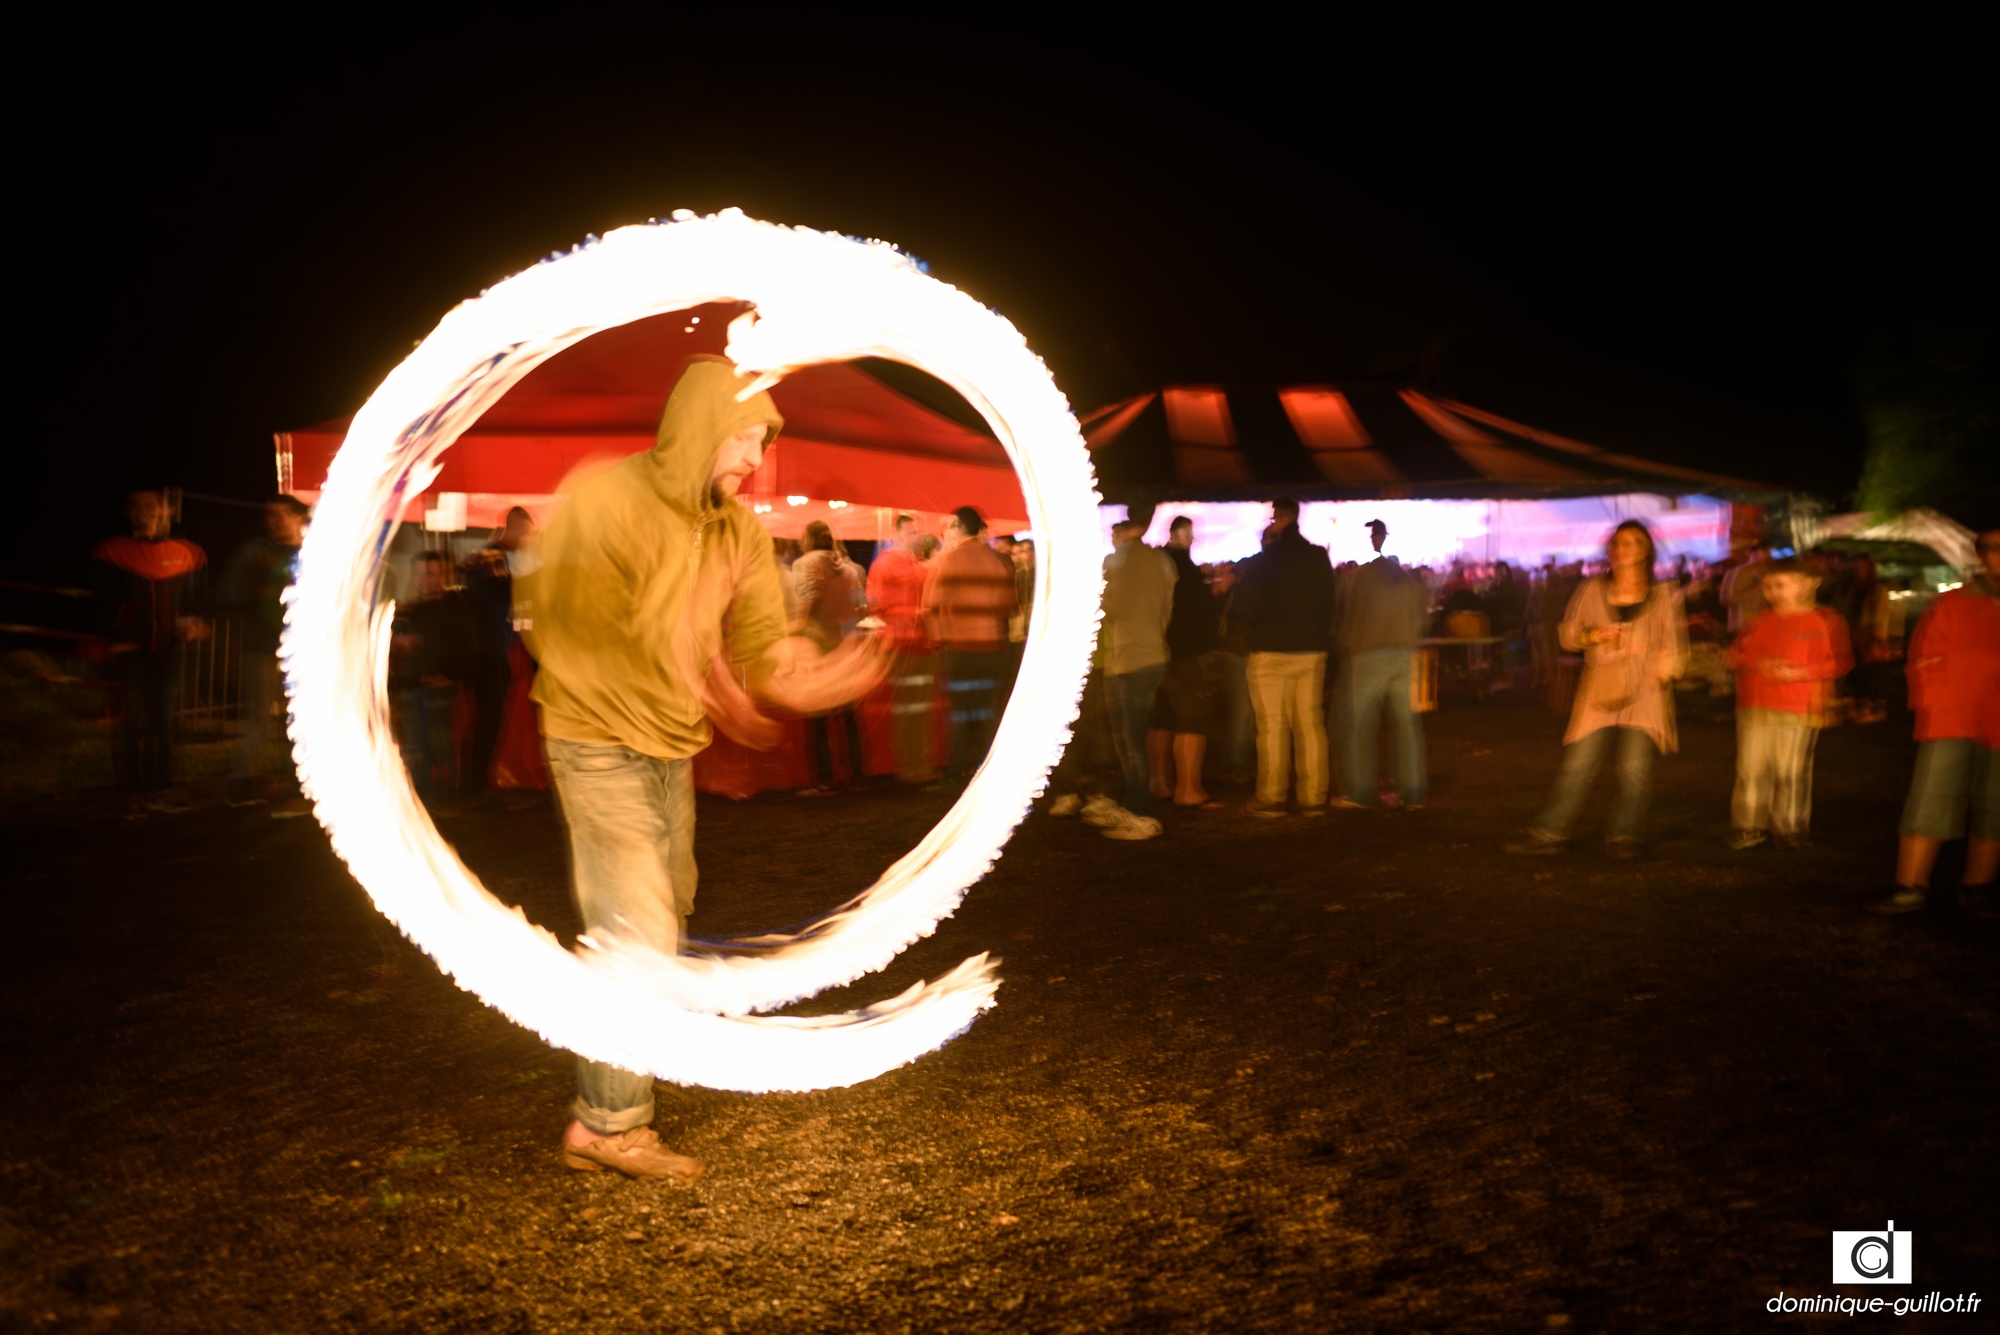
top-left (285, 211), bottom-right (1101, 1093)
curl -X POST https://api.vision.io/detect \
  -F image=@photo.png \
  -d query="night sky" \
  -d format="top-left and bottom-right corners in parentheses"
top-left (15, 26), bottom-right (1988, 583)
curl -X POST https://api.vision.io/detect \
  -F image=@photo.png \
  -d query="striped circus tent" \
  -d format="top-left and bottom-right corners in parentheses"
top-left (1080, 385), bottom-right (1770, 501)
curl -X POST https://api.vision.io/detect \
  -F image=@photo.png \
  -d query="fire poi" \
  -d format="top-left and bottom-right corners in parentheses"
top-left (284, 211), bottom-right (1101, 1093)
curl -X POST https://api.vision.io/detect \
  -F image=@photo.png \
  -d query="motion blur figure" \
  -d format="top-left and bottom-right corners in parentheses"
top-left (792, 519), bottom-right (864, 794)
top-left (390, 551), bottom-right (477, 806)
top-left (923, 506), bottom-right (1016, 789)
top-left (1869, 527), bottom-right (2000, 916)
top-left (1508, 521), bottom-right (1687, 858)
top-left (221, 493), bottom-right (309, 813)
top-left (92, 488), bottom-right (206, 811)
top-left (866, 514), bottom-right (939, 785)
top-left (461, 505), bottom-right (535, 798)
top-left (1335, 518), bottom-right (1428, 810)
top-left (1095, 509), bottom-right (1175, 839)
top-left (1148, 515), bottom-right (1221, 810)
top-left (1726, 559), bottom-right (1851, 850)
top-left (527, 357), bottom-right (885, 1180)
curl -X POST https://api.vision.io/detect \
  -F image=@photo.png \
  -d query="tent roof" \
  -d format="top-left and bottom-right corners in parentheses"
top-left (277, 305), bottom-right (1027, 528)
top-left (1820, 507), bottom-right (1978, 570)
top-left (1080, 385), bottom-right (1774, 502)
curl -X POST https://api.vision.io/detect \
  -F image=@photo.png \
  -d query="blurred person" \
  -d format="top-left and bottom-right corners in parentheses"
top-left (1232, 496), bottom-right (1335, 817)
top-left (913, 531), bottom-right (940, 562)
top-left (1335, 519), bottom-right (1428, 810)
top-left (528, 357), bottom-right (887, 1179)
top-left (923, 505), bottom-right (1016, 789)
top-left (92, 488), bottom-right (207, 811)
top-left (390, 551), bottom-right (477, 805)
top-left (460, 505), bottom-right (535, 798)
top-left (1094, 509), bottom-right (1175, 839)
top-left (1838, 555), bottom-right (1892, 724)
top-left (1721, 546), bottom-right (1768, 638)
top-left (1209, 561), bottom-right (1255, 786)
top-left (1507, 521), bottom-right (1688, 858)
top-left (1726, 558), bottom-right (1852, 850)
top-left (220, 493), bottom-right (309, 812)
top-left (1148, 515), bottom-right (1222, 809)
top-left (867, 514), bottom-right (939, 785)
top-left (793, 519), bottom-right (865, 794)
top-left (1867, 527), bottom-right (2000, 916)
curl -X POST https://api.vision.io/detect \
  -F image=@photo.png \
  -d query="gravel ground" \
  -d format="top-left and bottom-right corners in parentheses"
top-left (2, 698), bottom-right (1994, 1333)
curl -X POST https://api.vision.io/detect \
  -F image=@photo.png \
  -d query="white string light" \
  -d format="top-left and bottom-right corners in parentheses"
top-left (284, 210), bottom-right (1102, 1093)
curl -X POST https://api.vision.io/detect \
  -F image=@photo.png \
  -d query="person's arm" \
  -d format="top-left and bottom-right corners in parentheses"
top-left (1652, 586), bottom-right (1689, 682)
top-left (1556, 580), bottom-right (1597, 653)
top-left (1812, 611), bottom-right (1854, 681)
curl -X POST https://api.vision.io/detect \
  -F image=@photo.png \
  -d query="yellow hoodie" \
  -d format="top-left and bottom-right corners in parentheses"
top-left (525, 357), bottom-right (787, 760)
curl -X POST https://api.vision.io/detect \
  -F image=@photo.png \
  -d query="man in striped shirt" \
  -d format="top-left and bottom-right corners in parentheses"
top-left (924, 506), bottom-right (1018, 788)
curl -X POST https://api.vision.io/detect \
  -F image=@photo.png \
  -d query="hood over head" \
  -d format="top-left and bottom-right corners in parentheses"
top-left (645, 355), bottom-right (784, 512)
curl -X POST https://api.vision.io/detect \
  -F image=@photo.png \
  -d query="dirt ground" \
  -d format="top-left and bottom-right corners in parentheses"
top-left (2, 696), bottom-right (1995, 1333)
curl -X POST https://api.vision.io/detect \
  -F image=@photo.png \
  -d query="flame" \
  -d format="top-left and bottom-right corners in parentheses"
top-left (283, 210), bottom-right (1102, 1092)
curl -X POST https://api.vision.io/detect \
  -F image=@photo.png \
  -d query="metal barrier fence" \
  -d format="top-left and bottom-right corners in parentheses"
top-left (175, 617), bottom-right (248, 737)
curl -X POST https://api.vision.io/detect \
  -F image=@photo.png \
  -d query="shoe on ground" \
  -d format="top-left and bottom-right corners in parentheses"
top-left (1247, 801), bottom-right (1287, 819)
top-left (561, 1126), bottom-right (703, 1181)
top-left (1605, 839), bottom-right (1644, 861)
top-left (1080, 795), bottom-right (1125, 828)
top-left (146, 796), bottom-right (193, 815)
top-left (1328, 797), bottom-right (1367, 810)
top-left (1504, 830), bottom-right (1567, 855)
top-left (1101, 811), bottom-right (1162, 841)
top-left (1299, 806), bottom-right (1328, 818)
top-left (1048, 793), bottom-right (1082, 818)
top-left (269, 796), bottom-right (312, 820)
top-left (1864, 885), bottom-right (1928, 916)
top-left (1729, 829), bottom-right (1767, 852)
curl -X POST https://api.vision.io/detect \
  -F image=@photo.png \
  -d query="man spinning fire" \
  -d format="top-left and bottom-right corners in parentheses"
top-left (527, 356), bottom-right (886, 1180)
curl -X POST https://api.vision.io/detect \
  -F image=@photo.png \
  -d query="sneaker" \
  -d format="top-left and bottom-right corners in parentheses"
top-left (1729, 830), bottom-right (1767, 852)
top-left (561, 1126), bottom-right (703, 1181)
top-left (1080, 795), bottom-right (1125, 828)
top-left (1863, 885), bottom-right (1928, 916)
top-left (1048, 793), bottom-right (1082, 818)
top-left (1504, 830), bottom-right (1567, 855)
top-left (1247, 801), bottom-right (1287, 819)
top-left (1101, 811), bottom-right (1162, 841)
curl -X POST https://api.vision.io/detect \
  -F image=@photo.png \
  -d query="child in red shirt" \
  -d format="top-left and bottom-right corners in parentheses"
top-left (1726, 558), bottom-right (1852, 849)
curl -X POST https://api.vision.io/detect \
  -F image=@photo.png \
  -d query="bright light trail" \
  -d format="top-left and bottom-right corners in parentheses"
top-left (285, 210), bottom-right (1102, 1092)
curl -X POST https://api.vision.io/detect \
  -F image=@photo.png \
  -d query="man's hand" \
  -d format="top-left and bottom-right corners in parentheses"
top-left (753, 632), bottom-right (892, 717)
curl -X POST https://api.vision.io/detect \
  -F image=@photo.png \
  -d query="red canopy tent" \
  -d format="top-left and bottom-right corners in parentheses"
top-left (274, 304), bottom-right (1029, 537)
top-left (276, 306), bottom-right (1027, 799)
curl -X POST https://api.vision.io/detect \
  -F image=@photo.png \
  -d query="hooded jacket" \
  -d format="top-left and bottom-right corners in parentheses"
top-left (527, 357), bottom-right (787, 760)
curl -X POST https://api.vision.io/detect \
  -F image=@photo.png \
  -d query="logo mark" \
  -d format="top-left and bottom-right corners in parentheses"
top-left (1831, 1220), bottom-right (1913, 1285)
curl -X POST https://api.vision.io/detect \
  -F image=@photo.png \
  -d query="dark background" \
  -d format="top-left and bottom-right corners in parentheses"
top-left (12, 23), bottom-right (1991, 584)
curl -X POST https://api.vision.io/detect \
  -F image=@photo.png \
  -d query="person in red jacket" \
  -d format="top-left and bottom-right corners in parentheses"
top-left (865, 514), bottom-right (938, 785)
top-left (1868, 527), bottom-right (2000, 915)
top-left (1725, 559), bottom-right (1852, 850)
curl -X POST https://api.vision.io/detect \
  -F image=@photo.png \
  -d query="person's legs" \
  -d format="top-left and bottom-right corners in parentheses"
top-left (1896, 740), bottom-right (1971, 888)
top-left (1247, 653), bottom-right (1290, 807)
top-left (138, 651), bottom-right (179, 793)
top-left (235, 649), bottom-right (279, 787)
top-left (1531, 726), bottom-right (1612, 840)
top-left (1731, 715), bottom-right (1774, 835)
top-left (545, 738), bottom-right (684, 1135)
top-left (805, 713), bottom-right (835, 789)
top-left (465, 653), bottom-right (510, 795)
top-left (966, 649), bottom-right (1006, 774)
top-left (1382, 648), bottom-right (1427, 806)
top-left (1772, 723), bottom-right (1816, 838)
top-left (1289, 653), bottom-right (1329, 807)
top-left (1341, 654), bottom-right (1378, 804)
top-left (1606, 727), bottom-right (1658, 844)
top-left (890, 652), bottom-right (937, 784)
top-left (839, 704), bottom-right (863, 785)
top-left (1216, 653), bottom-right (1254, 785)
top-left (1108, 663), bottom-right (1166, 817)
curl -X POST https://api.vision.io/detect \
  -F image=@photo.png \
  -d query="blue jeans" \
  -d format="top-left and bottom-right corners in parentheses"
top-left (1342, 648), bottom-right (1427, 806)
top-left (1214, 653), bottom-right (1255, 784)
top-left (545, 737), bottom-right (698, 1134)
top-left (117, 649), bottom-right (180, 794)
top-left (1107, 663), bottom-right (1167, 817)
top-left (1533, 725), bottom-right (1657, 843)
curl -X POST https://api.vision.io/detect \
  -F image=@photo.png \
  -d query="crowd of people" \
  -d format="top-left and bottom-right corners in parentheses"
top-left (82, 356), bottom-right (1997, 1181)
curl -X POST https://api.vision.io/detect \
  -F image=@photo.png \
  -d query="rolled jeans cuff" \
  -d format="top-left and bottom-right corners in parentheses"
top-left (570, 1091), bottom-right (655, 1136)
